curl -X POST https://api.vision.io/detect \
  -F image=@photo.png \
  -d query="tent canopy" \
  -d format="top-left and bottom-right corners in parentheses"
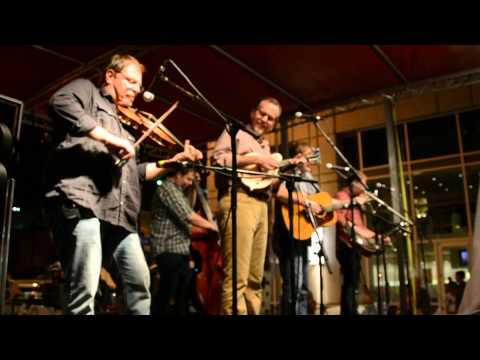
top-left (2, 45), bottom-right (480, 145)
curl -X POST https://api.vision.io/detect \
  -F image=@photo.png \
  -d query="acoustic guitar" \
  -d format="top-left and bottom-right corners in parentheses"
top-left (240, 149), bottom-right (321, 192)
top-left (280, 192), bottom-right (349, 240)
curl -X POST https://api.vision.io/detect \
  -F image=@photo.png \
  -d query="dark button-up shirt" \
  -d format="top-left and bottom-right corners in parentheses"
top-left (150, 179), bottom-right (193, 256)
top-left (46, 78), bottom-right (147, 233)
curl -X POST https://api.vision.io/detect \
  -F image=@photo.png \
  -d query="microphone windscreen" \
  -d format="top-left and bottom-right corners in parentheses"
top-left (143, 91), bottom-right (155, 103)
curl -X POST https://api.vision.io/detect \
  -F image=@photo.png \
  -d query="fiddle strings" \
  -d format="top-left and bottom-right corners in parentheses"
top-left (115, 101), bottom-right (179, 167)
top-left (131, 101), bottom-right (179, 149)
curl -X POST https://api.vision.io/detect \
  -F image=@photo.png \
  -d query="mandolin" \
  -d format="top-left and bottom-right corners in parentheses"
top-left (240, 149), bottom-right (321, 191)
top-left (338, 223), bottom-right (382, 257)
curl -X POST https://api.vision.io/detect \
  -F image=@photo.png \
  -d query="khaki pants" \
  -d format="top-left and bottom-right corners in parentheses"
top-left (217, 192), bottom-right (269, 315)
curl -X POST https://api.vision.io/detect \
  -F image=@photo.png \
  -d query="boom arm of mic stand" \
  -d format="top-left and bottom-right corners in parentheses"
top-left (364, 189), bottom-right (413, 226)
top-left (312, 118), bottom-right (369, 191)
top-left (203, 165), bottom-right (319, 185)
top-left (158, 74), bottom-right (261, 140)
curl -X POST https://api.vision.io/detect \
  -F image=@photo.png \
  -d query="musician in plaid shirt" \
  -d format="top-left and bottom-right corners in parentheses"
top-left (150, 166), bottom-right (217, 315)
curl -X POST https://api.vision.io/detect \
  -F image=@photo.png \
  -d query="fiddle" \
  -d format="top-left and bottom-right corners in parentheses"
top-left (117, 105), bottom-right (177, 147)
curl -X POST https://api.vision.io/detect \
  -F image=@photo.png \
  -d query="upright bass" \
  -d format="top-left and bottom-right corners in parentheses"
top-left (189, 178), bottom-right (224, 315)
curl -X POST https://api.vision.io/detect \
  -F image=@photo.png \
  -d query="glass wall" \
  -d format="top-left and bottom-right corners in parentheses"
top-left (412, 168), bottom-right (468, 238)
top-left (267, 101), bottom-right (480, 314)
top-left (335, 107), bottom-right (479, 313)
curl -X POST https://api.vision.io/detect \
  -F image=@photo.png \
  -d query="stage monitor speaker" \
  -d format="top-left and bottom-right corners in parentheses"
top-left (0, 94), bottom-right (23, 315)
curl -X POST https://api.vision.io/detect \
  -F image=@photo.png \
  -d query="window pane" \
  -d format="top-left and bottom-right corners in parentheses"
top-left (412, 168), bottom-right (467, 238)
top-left (362, 128), bottom-right (388, 167)
top-left (441, 246), bottom-right (470, 314)
top-left (335, 131), bottom-right (359, 169)
top-left (459, 108), bottom-right (480, 152)
top-left (408, 115), bottom-right (459, 160)
top-left (362, 125), bottom-right (407, 168)
top-left (415, 242), bottom-right (439, 313)
top-left (368, 250), bottom-right (400, 313)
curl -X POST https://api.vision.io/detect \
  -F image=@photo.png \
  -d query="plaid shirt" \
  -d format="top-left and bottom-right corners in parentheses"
top-left (150, 179), bottom-right (193, 256)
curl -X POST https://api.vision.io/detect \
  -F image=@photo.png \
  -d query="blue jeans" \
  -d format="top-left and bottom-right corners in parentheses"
top-left (51, 203), bottom-right (151, 315)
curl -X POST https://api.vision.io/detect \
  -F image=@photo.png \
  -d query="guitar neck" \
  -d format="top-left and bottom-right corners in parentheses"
top-left (322, 201), bottom-right (349, 213)
top-left (278, 155), bottom-right (318, 170)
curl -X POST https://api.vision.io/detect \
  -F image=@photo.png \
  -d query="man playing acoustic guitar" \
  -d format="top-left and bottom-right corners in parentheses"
top-left (274, 142), bottom-right (346, 314)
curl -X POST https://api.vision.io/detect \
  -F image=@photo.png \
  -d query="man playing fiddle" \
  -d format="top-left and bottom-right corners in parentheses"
top-left (46, 54), bottom-right (203, 315)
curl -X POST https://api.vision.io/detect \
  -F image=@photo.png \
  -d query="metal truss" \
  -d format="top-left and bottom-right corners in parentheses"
top-left (288, 66), bottom-right (480, 127)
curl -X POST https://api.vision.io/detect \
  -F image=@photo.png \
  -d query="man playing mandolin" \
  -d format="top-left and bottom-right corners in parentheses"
top-left (212, 97), bottom-right (292, 315)
top-left (46, 54), bottom-right (203, 315)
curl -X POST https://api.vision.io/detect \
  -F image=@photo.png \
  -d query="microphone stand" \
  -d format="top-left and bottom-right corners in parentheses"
top-left (309, 116), bottom-right (415, 314)
top-left (364, 189), bottom-right (414, 314)
top-left (306, 118), bottom-right (367, 314)
top-left (283, 176), bottom-right (297, 315)
top-left (417, 217), bottom-right (432, 314)
top-left (348, 177), bottom-right (360, 314)
top-left (366, 203), bottom-right (392, 314)
top-left (372, 213), bottom-right (383, 315)
top-left (362, 204), bottom-right (410, 314)
top-left (311, 118), bottom-right (370, 192)
top-left (153, 60), bottom-right (261, 316)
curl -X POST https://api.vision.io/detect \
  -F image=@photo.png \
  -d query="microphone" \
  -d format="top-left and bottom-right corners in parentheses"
top-left (142, 91), bottom-right (155, 103)
top-left (156, 160), bottom-right (202, 169)
top-left (159, 59), bottom-right (171, 77)
top-left (159, 64), bottom-right (167, 77)
top-left (142, 59), bottom-right (171, 103)
top-left (326, 163), bottom-right (350, 172)
top-left (157, 160), bottom-right (191, 169)
top-left (375, 182), bottom-right (395, 192)
top-left (295, 111), bottom-right (321, 120)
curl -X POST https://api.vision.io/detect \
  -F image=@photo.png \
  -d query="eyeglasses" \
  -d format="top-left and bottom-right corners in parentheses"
top-left (115, 71), bottom-right (144, 92)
